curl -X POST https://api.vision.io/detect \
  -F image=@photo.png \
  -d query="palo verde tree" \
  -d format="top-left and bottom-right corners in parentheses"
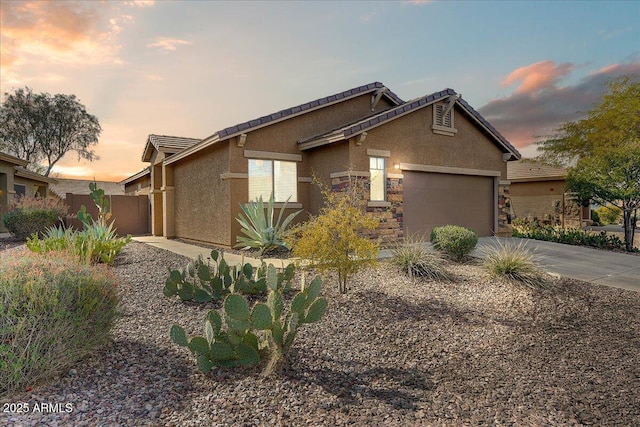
top-left (537, 76), bottom-right (640, 251)
top-left (0, 87), bottom-right (101, 176)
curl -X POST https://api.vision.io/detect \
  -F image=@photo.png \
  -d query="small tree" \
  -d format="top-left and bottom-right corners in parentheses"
top-left (291, 174), bottom-right (379, 294)
top-left (538, 76), bottom-right (640, 251)
top-left (0, 87), bottom-right (101, 176)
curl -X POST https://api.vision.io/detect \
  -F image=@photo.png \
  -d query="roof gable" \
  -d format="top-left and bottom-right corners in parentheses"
top-left (298, 89), bottom-right (521, 159)
top-left (142, 134), bottom-right (202, 162)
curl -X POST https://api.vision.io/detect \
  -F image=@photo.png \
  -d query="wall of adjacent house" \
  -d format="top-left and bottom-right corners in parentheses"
top-left (510, 180), bottom-right (566, 223)
top-left (173, 142), bottom-right (231, 245)
top-left (124, 175), bottom-right (151, 195)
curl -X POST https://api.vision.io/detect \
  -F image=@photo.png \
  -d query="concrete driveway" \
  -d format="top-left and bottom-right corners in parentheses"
top-left (475, 237), bottom-right (640, 292)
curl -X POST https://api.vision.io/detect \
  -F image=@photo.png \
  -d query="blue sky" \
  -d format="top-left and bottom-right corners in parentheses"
top-left (1, 0), bottom-right (639, 180)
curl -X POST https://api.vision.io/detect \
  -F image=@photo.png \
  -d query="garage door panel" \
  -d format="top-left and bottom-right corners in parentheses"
top-left (404, 172), bottom-right (494, 237)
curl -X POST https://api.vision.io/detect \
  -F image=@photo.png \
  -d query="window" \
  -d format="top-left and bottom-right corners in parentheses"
top-left (13, 184), bottom-right (25, 197)
top-left (248, 159), bottom-right (297, 202)
top-left (369, 157), bottom-right (385, 201)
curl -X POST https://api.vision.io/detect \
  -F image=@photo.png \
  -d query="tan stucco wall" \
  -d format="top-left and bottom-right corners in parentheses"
top-left (173, 142), bottom-right (231, 245)
top-left (348, 104), bottom-right (507, 179)
top-left (124, 175), bottom-right (151, 195)
top-left (510, 180), bottom-right (566, 221)
top-left (305, 142), bottom-right (351, 215)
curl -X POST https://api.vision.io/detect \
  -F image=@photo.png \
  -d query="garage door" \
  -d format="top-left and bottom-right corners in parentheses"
top-left (403, 172), bottom-right (494, 237)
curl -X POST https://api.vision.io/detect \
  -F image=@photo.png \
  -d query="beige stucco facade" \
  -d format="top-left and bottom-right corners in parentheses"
top-left (134, 83), bottom-right (519, 247)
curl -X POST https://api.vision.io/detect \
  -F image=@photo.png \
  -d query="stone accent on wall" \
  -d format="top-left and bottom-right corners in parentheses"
top-left (497, 182), bottom-right (512, 236)
top-left (330, 174), bottom-right (404, 247)
top-left (563, 193), bottom-right (583, 229)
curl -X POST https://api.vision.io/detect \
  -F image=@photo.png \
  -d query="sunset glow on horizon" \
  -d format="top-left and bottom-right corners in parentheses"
top-left (1, 0), bottom-right (638, 181)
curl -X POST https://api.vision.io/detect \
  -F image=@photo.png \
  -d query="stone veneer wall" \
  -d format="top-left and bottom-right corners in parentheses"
top-left (497, 182), bottom-right (512, 236)
top-left (331, 174), bottom-right (404, 247)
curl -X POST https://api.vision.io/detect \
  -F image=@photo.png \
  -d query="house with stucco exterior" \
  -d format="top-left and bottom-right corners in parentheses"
top-left (123, 82), bottom-right (521, 246)
top-left (507, 160), bottom-right (589, 228)
top-left (0, 151), bottom-right (57, 232)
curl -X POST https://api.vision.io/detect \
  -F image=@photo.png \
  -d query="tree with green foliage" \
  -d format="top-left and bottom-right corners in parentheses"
top-left (0, 87), bottom-right (101, 176)
top-left (537, 76), bottom-right (639, 251)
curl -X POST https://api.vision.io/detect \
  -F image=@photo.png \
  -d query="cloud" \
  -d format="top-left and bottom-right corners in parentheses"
top-left (0, 1), bottom-right (131, 85)
top-left (124, 0), bottom-right (155, 7)
top-left (501, 60), bottom-right (575, 95)
top-left (478, 60), bottom-right (640, 150)
top-left (598, 27), bottom-right (631, 40)
top-left (405, 0), bottom-right (434, 5)
top-left (360, 12), bottom-right (377, 22)
top-left (147, 37), bottom-right (193, 52)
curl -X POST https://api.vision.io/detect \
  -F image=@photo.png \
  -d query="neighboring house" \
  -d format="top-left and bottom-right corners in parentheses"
top-left (0, 151), bottom-right (57, 232)
top-left (124, 82), bottom-right (521, 247)
top-left (49, 178), bottom-right (125, 200)
top-left (119, 167), bottom-right (152, 196)
top-left (507, 160), bottom-right (589, 228)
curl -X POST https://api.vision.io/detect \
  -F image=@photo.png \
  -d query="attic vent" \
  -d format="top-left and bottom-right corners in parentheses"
top-left (432, 101), bottom-right (457, 136)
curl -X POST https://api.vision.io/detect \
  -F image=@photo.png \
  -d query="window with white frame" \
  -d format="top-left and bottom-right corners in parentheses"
top-left (369, 157), bottom-right (385, 201)
top-left (248, 159), bottom-right (297, 202)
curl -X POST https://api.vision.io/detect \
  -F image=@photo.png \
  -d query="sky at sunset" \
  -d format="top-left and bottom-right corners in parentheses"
top-left (1, 0), bottom-right (639, 181)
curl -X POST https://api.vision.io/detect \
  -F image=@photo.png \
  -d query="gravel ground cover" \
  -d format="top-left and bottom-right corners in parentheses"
top-left (1, 241), bottom-right (639, 426)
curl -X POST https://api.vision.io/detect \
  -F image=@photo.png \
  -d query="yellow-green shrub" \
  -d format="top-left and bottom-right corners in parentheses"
top-left (290, 176), bottom-right (379, 293)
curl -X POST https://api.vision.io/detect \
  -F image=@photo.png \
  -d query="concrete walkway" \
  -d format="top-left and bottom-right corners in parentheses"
top-left (131, 236), bottom-right (293, 269)
top-left (474, 237), bottom-right (640, 292)
top-left (133, 235), bottom-right (640, 293)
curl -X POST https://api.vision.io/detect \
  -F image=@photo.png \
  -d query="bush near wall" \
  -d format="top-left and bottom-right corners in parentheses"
top-left (0, 251), bottom-right (120, 397)
top-left (2, 195), bottom-right (68, 240)
top-left (512, 219), bottom-right (626, 250)
top-left (430, 225), bottom-right (478, 261)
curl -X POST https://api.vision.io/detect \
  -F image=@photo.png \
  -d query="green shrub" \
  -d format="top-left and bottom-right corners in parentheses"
top-left (164, 249), bottom-right (295, 302)
top-left (511, 221), bottom-right (625, 250)
top-left (170, 264), bottom-right (327, 376)
top-left (390, 234), bottom-right (451, 281)
top-left (481, 238), bottom-right (548, 290)
top-left (235, 193), bottom-right (301, 256)
top-left (1, 195), bottom-right (68, 240)
top-left (26, 223), bottom-right (130, 266)
top-left (0, 251), bottom-right (120, 397)
top-left (430, 225), bottom-right (478, 261)
top-left (596, 204), bottom-right (622, 225)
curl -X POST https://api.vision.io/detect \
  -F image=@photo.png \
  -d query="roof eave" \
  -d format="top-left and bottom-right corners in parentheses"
top-left (118, 167), bottom-right (151, 185)
top-left (14, 167), bottom-right (57, 184)
top-left (164, 134), bottom-right (222, 165)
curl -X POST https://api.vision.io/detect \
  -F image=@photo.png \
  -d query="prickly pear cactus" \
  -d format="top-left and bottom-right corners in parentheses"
top-left (169, 263), bottom-right (328, 375)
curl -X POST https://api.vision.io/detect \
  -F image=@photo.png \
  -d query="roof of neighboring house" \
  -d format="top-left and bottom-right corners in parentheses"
top-left (0, 151), bottom-right (29, 167)
top-left (507, 160), bottom-right (567, 182)
top-left (299, 88), bottom-right (521, 159)
top-left (49, 179), bottom-right (125, 199)
top-left (164, 82), bottom-right (405, 165)
top-left (14, 167), bottom-right (58, 184)
top-left (118, 167), bottom-right (151, 186)
top-left (142, 134), bottom-right (202, 162)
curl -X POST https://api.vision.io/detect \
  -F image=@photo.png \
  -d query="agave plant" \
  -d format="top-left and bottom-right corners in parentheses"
top-left (235, 193), bottom-right (301, 256)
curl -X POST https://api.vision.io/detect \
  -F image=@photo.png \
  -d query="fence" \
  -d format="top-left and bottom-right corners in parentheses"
top-left (64, 193), bottom-right (150, 236)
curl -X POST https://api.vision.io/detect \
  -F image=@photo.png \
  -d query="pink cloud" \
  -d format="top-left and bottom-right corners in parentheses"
top-left (147, 37), bottom-right (193, 52)
top-left (501, 60), bottom-right (575, 95)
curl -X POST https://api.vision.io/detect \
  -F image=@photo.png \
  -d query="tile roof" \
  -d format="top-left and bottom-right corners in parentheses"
top-left (0, 151), bottom-right (29, 166)
top-left (50, 179), bottom-right (125, 199)
top-left (165, 82), bottom-right (405, 165)
top-left (142, 134), bottom-right (202, 162)
top-left (507, 160), bottom-right (567, 181)
top-left (213, 82), bottom-right (404, 140)
top-left (299, 89), bottom-right (521, 159)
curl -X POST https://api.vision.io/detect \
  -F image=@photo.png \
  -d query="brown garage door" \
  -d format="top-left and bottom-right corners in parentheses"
top-left (403, 172), bottom-right (494, 237)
